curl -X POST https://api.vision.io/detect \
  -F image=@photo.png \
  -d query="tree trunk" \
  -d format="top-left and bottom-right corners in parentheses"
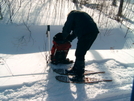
top-left (112, 0), bottom-right (117, 6)
top-left (72, 0), bottom-right (78, 3)
top-left (117, 0), bottom-right (124, 17)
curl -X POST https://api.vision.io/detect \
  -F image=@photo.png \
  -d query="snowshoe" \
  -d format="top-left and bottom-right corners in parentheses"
top-left (69, 75), bottom-right (85, 82)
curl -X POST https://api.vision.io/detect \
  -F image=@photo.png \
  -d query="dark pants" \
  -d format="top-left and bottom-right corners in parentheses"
top-left (75, 33), bottom-right (98, 61)
top-left (73, 33), bottom-right (98, 76)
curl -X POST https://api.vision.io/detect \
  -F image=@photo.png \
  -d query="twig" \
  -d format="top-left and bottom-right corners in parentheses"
top-left (1, 58), bottom-right (14, 76)
top-left (23, 20), bottom-right (34, 43)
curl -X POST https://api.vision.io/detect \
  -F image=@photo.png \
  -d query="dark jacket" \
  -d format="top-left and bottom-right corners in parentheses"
top-left (62, 10), bottom-right (99, 40)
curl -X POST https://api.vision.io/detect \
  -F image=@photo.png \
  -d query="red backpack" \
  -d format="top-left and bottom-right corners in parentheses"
top-left (50, 33), bottom-right (73, 65)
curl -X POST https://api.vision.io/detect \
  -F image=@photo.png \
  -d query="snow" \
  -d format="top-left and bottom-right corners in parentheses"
top-left (0, 0), bottom-right (134, 101)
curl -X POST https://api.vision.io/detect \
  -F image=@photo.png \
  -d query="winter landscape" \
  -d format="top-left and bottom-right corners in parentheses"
top-left (0, 0), bottom-right (134, 101)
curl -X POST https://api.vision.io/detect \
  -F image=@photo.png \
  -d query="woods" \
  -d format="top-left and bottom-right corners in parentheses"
top-left (0, 0), bottom-right (133, 32)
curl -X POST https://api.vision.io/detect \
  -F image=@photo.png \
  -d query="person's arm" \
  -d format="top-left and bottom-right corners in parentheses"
top-left (62, 13), bottom-right (74, 39)
top-left (66, 32), bottom-right (76, 42)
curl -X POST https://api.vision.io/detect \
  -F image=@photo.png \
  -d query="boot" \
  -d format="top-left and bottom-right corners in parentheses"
top-left (65, 67), bottom-right (77, 75)
top-left (67, 60), bottom-right (85, 77)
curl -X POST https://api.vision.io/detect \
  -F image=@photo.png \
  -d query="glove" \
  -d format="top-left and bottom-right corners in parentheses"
top-left (66, 33), bottom-right (76, 42)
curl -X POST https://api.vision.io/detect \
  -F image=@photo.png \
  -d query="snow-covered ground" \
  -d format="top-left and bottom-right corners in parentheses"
top-left (0, 24), bottom-right (134, 101)
top-left (0, 0), bottom-right (134, 101)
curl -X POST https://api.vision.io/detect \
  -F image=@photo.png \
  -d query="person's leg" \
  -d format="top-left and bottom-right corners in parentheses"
top-left (73, 33), bottom-right (98, 77)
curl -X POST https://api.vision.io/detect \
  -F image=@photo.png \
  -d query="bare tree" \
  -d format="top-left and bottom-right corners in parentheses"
top-left (112, 0), bottom-right (117, 6)
top-left (72, 0), bottom-right (79, 3)
top-left (0, 4), bottom-right (3, 20)
top-left (117, 0), bottom-right (124, 17)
